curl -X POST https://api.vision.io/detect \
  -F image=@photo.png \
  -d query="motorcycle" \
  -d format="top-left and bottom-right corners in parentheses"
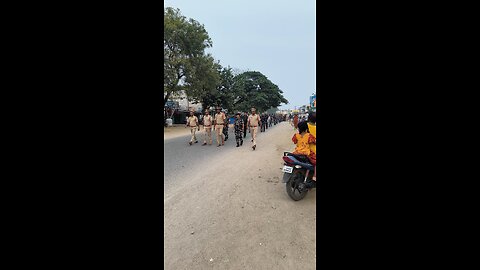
top-left (281, 152), bottom-right (316, 201)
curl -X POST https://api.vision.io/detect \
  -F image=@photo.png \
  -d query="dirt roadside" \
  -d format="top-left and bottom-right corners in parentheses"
top-left (164, 122), bottom-right (316, 270)
top-left (164, 124), bottom-right (235, 140)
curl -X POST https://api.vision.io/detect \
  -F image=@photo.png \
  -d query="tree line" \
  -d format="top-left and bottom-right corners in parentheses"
top-left (164, 7), bottom-right (288, 113)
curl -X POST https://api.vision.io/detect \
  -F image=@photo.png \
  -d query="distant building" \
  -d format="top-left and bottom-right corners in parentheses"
top-left (169, 90), bottom-right (203, 112)
top-left (165, 90), bottom-right (203, 124)
top-left (309, 93), bottom-right (316, 112)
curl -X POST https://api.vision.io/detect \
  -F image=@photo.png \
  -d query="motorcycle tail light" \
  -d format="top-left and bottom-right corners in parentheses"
top-left (283, 156), bottom-right (294, 164)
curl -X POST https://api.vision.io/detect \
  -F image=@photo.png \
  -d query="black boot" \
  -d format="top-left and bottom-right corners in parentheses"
top-left (305, 180), bottom-right (315, 189)
top-left (240, 140), bottom-right (243, 146)
top-left (236, 142), bottom-right (239, 147)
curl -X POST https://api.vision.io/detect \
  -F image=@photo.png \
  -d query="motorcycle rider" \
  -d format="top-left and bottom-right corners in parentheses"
top-left (291, 121), bottom-right (316, 187)
top-left (307, 112), bottom-right (316, 181)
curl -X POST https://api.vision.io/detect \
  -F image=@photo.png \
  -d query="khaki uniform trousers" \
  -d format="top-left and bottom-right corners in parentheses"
top-left (190, 127), bottom-right (198, 143)
top-left (250, 126), bottom-right (258, 146)
top-left (203, 126), bottom-right (212, 144)
top-left (215, 125), bottom-right (224, 145)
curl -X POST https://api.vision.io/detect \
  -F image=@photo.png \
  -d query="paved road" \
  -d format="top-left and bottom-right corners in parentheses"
top-left (163, 123), bottom-right (284, 194)
top-left (164, 121), bottom-right (316, 269)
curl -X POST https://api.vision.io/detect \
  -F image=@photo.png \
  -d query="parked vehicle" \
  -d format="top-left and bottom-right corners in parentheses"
top-left (281, 152), bottom-right (316, 201)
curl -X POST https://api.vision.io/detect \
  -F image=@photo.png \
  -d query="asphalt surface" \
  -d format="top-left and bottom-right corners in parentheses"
top-left (163, 123), bottom-right (284, 194)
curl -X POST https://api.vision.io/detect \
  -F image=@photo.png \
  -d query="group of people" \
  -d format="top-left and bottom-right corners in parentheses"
top-left (263, 113), bottom-right (285, 132)
top-left (186, 107), bottom-right (317, 182)
top-left (186, 107), bottom-right (281, 151)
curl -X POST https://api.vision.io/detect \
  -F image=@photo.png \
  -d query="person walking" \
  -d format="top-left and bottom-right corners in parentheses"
top-left (293, 113), bottom-right (299, 130)
top-left (185, 111), bottom-right (199, 145)
top-left (234, 112), bottom-right (244, 147)
top-left (261, 113), bottom-right (267, 132)
top-left (214, 107), bottom-right (226, 147)
top-left (223, 110), bottom-right (229, 141)
top-left (247, 107), bottom-right (261, 150)
top-left (259, 113), bottom-right (263, 132)
top-left (264, 113), bottom-right (268, 130)
top-left (202, 109), bottom-right (213, 146)
top-left (241, 112), bottom-right (248, 139)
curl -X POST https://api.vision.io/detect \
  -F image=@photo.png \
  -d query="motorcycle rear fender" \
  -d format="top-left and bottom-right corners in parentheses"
top-left (282, 173), bottom-right (291, 183)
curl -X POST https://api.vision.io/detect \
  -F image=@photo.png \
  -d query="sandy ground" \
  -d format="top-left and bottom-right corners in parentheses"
top-left (164, 122), bottom-right (316, 269)
top-left (164, 124), bottom-right (234, 140)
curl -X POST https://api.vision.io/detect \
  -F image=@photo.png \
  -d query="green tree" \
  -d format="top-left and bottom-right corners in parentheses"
top-left (231, 71), bottom-right (288, 112)
top-left (164, 7), bottom-right (212, 106)
top-left (184, 54), bottom-right (221, 109)
top-left (193, 65), bottom-right (236, 113)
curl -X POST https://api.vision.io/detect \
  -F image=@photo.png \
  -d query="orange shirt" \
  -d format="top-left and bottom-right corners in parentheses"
top-left (292, 133), bottom-right (316, 156)
top-left (307, 123), bottom-right (316, 154)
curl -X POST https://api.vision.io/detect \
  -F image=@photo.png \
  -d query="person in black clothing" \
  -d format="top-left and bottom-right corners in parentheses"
top-left (265, 113), bottom-right (268, 130)
top-left (260, 113), bottom-right (266, 132)
top-left (223, 111), bottom-right (229, 141)
top-left (241, 112), bottom-right (248, 138)
top-left (259, 113), bottom-right (263, 132)
top-left (234, 112), bottom-right (244, 147)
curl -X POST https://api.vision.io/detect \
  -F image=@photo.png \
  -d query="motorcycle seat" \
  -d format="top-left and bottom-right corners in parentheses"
top-left (287, 153), bottom-right (310, 163)
top-left (284, 153), bottom-right (314, 171)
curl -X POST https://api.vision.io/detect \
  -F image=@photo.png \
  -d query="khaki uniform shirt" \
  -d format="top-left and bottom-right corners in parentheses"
top-left (248, 114), bottom-right (261, 127)
top-left (187, 116), bottom-right (198, 127)
top-left (203, 115), bottom-right (213, 127)
top-left (215, 113), bottom-right (226, 125)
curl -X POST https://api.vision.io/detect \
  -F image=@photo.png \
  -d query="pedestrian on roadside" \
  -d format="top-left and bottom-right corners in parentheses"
top-left (185, 111), bottom-right (199, 145)
top-left (262, 113), bottom-right (267, 132)
top-left (241, 112), bottom-right (248, 139)
top-left (202, 109), bottom-right (213, 146)
top-left (214, 107), bottom-right (226, 147)
top-left (223, 111), bottom-right (229, 141)
top-left (247, 107), bottom-right (261, 150)
top-left (234, 112), bottom-right (244, 147)
top-left (293, 114), bottom-right (299, 130)
top-left (264, 114), bottom-right (268, 130)
top-left (259, 113), bottom-right (263, 132)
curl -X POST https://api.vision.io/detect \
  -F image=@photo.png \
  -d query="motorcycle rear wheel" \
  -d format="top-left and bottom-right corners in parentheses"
top-left (286, 170), bottom-right (308, 201)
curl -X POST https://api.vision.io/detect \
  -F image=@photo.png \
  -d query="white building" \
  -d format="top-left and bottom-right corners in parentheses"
top-left (168, 90), bottom-right (203, 112)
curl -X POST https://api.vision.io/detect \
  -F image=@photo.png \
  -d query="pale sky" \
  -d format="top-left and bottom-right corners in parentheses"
top-left (164, 0), bottom-right (316, 110)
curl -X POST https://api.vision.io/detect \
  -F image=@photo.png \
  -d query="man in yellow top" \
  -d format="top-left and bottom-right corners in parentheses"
top-left (247, 107), bottom-right (261, 150)
top-left (185, 111), bottom-right (200, 146)
top-left (214, 107), bottom-right (226, 147)
top-left (307, 112), bottom-right (316, 180)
